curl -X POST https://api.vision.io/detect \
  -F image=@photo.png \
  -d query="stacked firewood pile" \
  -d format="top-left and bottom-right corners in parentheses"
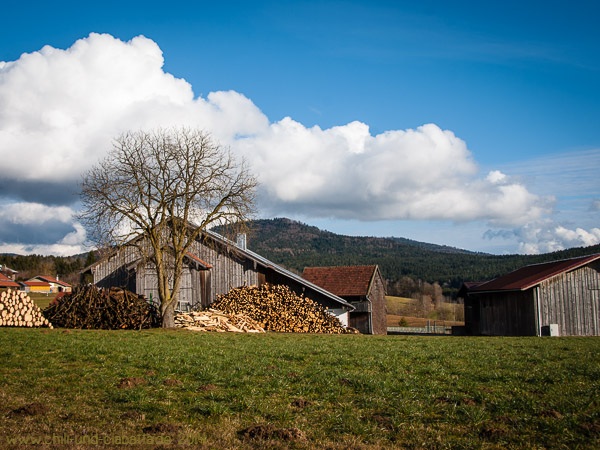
top-left (43, 285), bottom-right (160, 329)
top-left (210, 284), bottom-right (351, 333)
top-left (0, 289), bottom-right (53, 328)
top-left (175, 309), bottom-right (266, 333)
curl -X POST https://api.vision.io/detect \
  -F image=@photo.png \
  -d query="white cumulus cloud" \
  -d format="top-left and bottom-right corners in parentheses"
top-left (0, 33), bottom-right (573, 255)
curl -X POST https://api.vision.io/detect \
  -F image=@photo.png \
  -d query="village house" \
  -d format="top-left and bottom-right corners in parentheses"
top-left (0, 272), bottom-right (20, 290)
top-left (0, 264), bottom-right (18, 281)
top-left (302, 265), bottom-right (387, 334)
top-left (462, 253), bottom-right (600, 336)
top-left (83, 229), bottom-right (354, 325)
top-left (26, 276), bottom-right (72, 294)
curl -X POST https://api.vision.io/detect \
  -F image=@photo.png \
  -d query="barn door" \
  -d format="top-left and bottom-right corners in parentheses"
top-left (177, 268), bottom-right (193, 312)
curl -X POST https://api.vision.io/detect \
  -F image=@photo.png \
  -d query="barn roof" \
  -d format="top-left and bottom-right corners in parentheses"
top-left (470, 253), bottom-right (600, 293)
top-left (302, 265), bottom-right (380, 297)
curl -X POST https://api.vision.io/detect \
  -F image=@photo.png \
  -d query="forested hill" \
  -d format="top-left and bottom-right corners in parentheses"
top-left (3, 218), bottom-right (599, 297)
top-left (236, 218), bottom-right (600, 293)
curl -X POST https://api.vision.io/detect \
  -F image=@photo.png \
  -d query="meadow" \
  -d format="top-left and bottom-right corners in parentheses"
top-left (1, 328), bottom-right (598, 449)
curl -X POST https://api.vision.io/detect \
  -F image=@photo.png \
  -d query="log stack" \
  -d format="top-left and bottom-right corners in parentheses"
top-left (210, 284), bottom-right (351, 334)
top-left (175, 309), bottom-right (265, 333)
top-left (0, 289), bottom-right (53, 328)
top-left (43, 285), bottom-right (160, 329)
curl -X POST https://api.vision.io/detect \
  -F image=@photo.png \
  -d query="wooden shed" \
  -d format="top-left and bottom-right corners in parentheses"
top-left (83, 229), bottom-right (354, 325)
top-left (463, 253), bottom-right (600, 336)
top-left (302, 265), bottom-right (387, 334)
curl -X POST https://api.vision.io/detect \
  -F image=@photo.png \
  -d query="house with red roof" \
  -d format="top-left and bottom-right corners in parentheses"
top-left (302, 265), bottom-right (387, 334)
top-left (463, 254), bottom-right (600, 336)
top-left (0, 272), bottom-right (20, 289)
top-left (26, 276), bottom-right (72, 293)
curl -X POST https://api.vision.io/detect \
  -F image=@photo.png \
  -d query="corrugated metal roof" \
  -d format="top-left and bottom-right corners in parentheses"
top-left (302, 265), bottom-right (378, 297)
top-left (470, 253), bottom-right (600, 293)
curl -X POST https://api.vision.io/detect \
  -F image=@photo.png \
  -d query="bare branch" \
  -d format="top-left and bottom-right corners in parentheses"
top-left (78, 127), bottom-right (258, 327)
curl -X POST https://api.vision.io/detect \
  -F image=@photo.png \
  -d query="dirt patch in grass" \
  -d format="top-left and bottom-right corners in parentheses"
top-left (9, 402), bottom-right (48, 417)
top-left (117, 377), bottom-right (146, 388)
top-left (479, 421), bottom-right (509, 441)
top-left (238, 424), bottom-right (306, 442)
top-left (579, 420), bottom-right (600, 438)
top-left (435, 396), bottom-right (478, 406)
top-left (197, 383), bottom-right (218, 392)
top-left (372, 413), bottom-right (395, 431)
top-left (163, 378), bottom-right (183, 387)
top-left (291, 398), bottom-right (312, 409)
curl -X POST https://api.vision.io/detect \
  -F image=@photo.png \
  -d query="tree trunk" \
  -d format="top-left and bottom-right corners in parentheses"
top-left (161, 301), bottom-right (176, 328)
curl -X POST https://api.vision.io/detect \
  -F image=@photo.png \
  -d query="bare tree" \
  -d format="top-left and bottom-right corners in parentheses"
top-left (79, 128), bottom-right (257, 327)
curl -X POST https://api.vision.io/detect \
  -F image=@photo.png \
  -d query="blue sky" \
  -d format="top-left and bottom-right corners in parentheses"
top-left (0, 0), bottom-right (599, 255)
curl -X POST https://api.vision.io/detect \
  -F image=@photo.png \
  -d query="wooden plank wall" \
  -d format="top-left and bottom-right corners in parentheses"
top-left (478, 291), bottom-right (537, 336)
top-left (537, 264), bottom-right (600, 336)
top-left (190, 239), bottom-right (258, 301)
top-left (92, 246), bottom-right (139, 290)
top-left (369, 272), bottom-right (388, 335)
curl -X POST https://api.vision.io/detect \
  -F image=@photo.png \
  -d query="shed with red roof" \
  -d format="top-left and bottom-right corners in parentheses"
top-left (302, 265), bottom-right (387, 334)
top-left (463, 254), bottom-right (600, 336)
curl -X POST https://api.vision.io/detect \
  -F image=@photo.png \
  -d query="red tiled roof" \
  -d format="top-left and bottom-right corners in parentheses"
top-left (31, 276), bottom-right (71, 287)
top-left (302, 265), bottom-right (378, 296)
top-left (470, 253), bottom-right (600, 293)
top-left (0, 273), bottom-right (20, 288)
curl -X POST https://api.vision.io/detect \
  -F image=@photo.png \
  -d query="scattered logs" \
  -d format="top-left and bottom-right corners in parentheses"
top-left (210, 284), bottom-right (351, 334)
top-left (175, 309), bottom-right (265, 333)
top-left (43, 285), bottom-right (160, 329)
top-left (0, 289), bottom-right (53, 328)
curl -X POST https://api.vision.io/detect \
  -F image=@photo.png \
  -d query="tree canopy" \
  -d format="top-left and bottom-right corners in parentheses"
top-left (79, 128), bottom-right (257, 326)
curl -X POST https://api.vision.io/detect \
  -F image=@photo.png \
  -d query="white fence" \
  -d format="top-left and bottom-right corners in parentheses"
top-left (388, 321), bottom-right (452, 335)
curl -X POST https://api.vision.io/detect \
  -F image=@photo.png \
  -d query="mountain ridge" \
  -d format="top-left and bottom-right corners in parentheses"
top-left (234, 218), bottom-right (600, 294)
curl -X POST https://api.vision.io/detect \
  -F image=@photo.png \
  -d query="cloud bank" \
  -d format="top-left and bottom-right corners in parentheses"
top-left (0, 33), bottom-right (596, 255)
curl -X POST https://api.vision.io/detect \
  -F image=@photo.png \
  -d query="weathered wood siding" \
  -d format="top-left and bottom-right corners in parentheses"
top-left (350, 311), bottom-right (370, 334)
top-left (369, 272), bottom-right (387, 335)
top-left (92, 246), bottom-right (139, 292)
top-left (89, 234), bottom-right (351, 319)
top-left (190, 239), bottom-right (259, 301)
top-left (536, 263), bottom-right (600, 336)
top-left (477, 290), bottom-right (537, 336)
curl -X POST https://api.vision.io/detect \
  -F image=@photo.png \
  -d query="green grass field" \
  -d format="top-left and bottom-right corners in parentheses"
top-left (1, 328), bottom-right (598, 449)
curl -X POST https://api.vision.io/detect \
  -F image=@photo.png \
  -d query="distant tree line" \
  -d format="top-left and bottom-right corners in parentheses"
top-left (0, 252), bottom-right (96, 285)
top-left (4, 218), bottom-right (599, 300)
top-left (233, 218), bottom-right (600, 298)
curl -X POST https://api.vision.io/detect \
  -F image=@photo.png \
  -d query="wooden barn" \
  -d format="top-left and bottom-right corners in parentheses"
top-left (302, 265), bottom-right (387, 334)
top-left (83, 229), bottom-right (354, 325)
top-left (463, 253), bottom-right (600, 336)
